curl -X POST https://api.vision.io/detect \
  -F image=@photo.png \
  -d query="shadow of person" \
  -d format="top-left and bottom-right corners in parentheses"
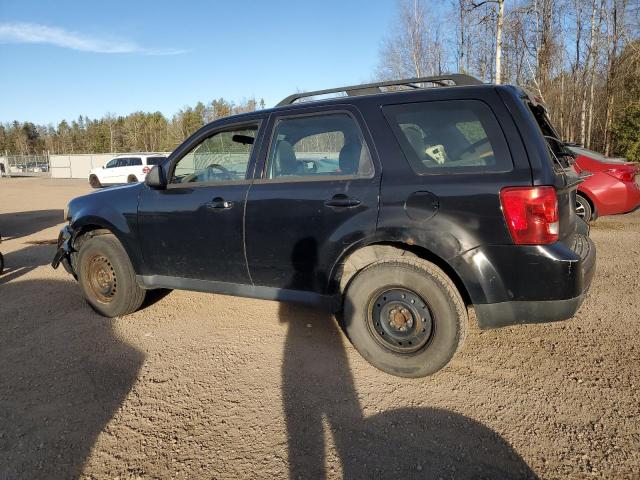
top-left (0, 243), bottom-right (57, 284)
top-left (279, 239), bottom-right (537, 479)
top-left (0, 279), bottom-right (144, 479)
top-left (0, 209), bottom-right (64, 240)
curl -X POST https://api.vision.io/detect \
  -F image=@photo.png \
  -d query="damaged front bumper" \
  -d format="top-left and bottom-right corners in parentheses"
top-left (51, 225), bottom-right (76, 277)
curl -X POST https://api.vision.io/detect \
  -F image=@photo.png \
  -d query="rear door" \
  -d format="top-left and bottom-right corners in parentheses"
top-left (244, 106), bottom-right (380, 296)
top-left (112, 157), bottom-right (137, 183)
top-left (126, 157), bottom-right (143, 182)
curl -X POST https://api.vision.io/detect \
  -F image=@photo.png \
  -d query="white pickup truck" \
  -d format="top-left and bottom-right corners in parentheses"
top-left (89, 154), bottom-right (166, 188)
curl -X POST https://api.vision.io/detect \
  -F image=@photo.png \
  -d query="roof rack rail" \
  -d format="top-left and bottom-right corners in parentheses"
top-left (277, 74), bottom-right (483, 106)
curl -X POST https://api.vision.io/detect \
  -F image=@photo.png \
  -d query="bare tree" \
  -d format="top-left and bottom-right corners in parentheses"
top-left (460, 0), bottom-right (506, 83)
top-left (104, 113), bottom-right (116, 153)
top-left (377, 0), bottom-right (446, 79)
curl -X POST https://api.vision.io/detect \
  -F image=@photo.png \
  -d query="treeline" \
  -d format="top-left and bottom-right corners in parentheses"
top-left (377, 0), bottom-right (640, 161)
top-left (2, 0), bottom-right (639, 162)
top-left (0, 97), bottom-right (265, 156)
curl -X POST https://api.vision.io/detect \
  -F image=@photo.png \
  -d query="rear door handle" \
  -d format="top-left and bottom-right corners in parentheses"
top-left (204, 197), bottom-right (233, 210)
top-left (324, 194), bottom-right (361, 208)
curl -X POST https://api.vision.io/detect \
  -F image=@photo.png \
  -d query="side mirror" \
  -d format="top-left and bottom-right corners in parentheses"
top-left (145, 165), bottom-right (167, 190)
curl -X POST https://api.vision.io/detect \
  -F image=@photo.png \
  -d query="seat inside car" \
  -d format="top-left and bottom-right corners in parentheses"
top-left (274, 140), bottom-right (298, 176)
top-left (339, 138), bottom-right (362, 175)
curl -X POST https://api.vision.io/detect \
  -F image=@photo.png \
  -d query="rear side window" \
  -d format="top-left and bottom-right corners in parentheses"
top-left (146, 156), bottom-right (165, 166)
top-left (116, 157), bottom-right (141, 167)
top-left (383, 99), bottom-right (512, 174)
top-left (265, 113), bottom-right (374, 180)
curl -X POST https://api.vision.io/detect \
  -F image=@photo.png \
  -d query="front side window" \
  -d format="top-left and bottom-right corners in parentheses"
top-left (105, 159), bottom-right (118, 168)
top-left (171, 125), bottom-right (258, 184)
top-left (383, 99), bottom-right (512, 174)
top-left (266, 113), bottom-right (373, 180)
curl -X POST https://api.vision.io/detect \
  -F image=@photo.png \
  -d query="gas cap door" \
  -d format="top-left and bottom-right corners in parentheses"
top-left (405, 191), bottom-right (439, 221)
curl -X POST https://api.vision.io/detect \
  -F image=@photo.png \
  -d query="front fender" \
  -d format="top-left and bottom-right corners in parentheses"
top-left (56, 184), bottom-right (145, 274)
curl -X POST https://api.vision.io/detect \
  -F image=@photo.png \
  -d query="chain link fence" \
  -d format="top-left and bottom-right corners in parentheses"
top-left (0, 154), bottom-right (50, 177)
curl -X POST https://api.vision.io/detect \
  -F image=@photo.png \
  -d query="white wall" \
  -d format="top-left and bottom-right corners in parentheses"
top-left (50, 153), bottom-right (171, 179)
top-left (49, 154), bottom-right (113, 179)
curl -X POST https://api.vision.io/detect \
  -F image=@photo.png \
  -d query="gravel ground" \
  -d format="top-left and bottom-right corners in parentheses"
top-left (0, 177), bottom-right (638, 479)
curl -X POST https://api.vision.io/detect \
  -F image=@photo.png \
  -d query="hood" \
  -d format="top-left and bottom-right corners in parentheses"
top-left (67, 182), bottom-right (144, 222)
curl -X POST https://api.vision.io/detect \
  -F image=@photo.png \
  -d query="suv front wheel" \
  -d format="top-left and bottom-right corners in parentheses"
top-left (343, 258), bottom-right (467, 378)
top-left (77, 233), bottom-right (146, 317)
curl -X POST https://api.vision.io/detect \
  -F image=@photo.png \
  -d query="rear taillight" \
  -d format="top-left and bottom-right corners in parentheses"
top-left (500, 186), bottom-right (559, 245)
top-left (604, 167), bottom-right (636, 183)
top-left (142, 166), bottom-right (151, 174)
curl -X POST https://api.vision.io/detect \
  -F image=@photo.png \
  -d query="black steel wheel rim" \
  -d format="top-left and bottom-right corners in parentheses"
top-left (368, 288), bottom-right (434, 354)
top-left (85, 254), bottom-right (117, 303)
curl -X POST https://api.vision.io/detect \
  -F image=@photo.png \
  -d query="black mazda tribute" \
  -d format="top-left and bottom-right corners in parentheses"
top-left (52, 75), bottom-right (596, 377)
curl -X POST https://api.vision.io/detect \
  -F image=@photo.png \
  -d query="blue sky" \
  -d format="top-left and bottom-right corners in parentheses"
top-left (0, 0), bottom-right (406, 125)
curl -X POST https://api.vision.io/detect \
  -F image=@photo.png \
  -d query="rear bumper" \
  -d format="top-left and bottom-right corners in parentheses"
top-left (453, 234), bottom-right (596, 329)
top-left (474, 294), bottom-right (587, 329)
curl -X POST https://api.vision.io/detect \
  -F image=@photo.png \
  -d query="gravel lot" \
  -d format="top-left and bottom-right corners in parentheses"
top-left (0, 177), bottom-right (638, 479)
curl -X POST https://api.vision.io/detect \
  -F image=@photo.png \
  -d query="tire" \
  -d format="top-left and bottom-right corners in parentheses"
top-left (342, 258), bottom-right (467, 378)
top-left (89, 175), bottom-right (102, 189)
top-left (127, 175), bottom-right (138, 183)
top-left (0, 252), bottom-right (4, 274)
top-left (576, 194), bottom-right (593, 222)
top-left (76, 233), bottom-right (145, 317)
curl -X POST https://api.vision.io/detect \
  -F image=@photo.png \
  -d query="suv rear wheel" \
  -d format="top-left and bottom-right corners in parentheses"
top-left (343, 258), bottom-right (467, 378)
top-left (127, 175), bottom-right (138, 183)
top-left (89, 175), bottom-right (101, 188)
top-left (77, 233), bottom-right (145, 317)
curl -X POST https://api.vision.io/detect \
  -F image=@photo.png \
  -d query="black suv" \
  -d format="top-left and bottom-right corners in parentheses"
top-left (52, 75), bottom-right (596, 377)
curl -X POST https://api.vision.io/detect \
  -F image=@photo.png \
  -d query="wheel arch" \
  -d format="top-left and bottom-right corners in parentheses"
top-left (70, 217), bottom-right (144, 275)
top-left (329, 240), bottom-right (472, 306)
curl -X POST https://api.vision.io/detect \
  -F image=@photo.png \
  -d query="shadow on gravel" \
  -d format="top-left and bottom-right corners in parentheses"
top-left (0, 243), bottom-right (55, 284)
top-left (0, 210), bottom-right (64, 240)
top-left (0, 279), bottom-right (144, 479)
top-left (279, 238), bottom-right (537, 479)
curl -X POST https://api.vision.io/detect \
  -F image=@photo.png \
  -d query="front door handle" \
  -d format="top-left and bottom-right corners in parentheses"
top-left (324, 194), bottom-right (362, 208)
top-left (204, 197), bottom-right (233, 210)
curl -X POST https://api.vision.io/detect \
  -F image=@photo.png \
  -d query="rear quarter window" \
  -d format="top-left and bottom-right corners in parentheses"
top-left (382, 99), bottom-right (512, 174)
top-left (146, 156), bottom-right (165, 166)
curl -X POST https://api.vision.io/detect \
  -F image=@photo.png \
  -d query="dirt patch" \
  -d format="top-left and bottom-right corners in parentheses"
top-left (0, 178), bottom-right (639, 479)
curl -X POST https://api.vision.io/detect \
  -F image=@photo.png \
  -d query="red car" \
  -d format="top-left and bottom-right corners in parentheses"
top-left (567, 145), bottom-right (640, 222)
